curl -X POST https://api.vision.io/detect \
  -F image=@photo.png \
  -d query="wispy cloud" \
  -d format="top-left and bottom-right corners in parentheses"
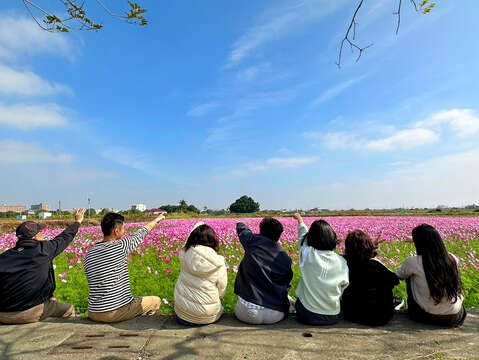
top-left (309, 74), bottom-right (368, 108)
top-left (0, 102), bottom-right (68, 130)
top-left (416, 109), bottom-right (479, 138)
top-left (214, 155), bottom-right (319, 179)
top-left (186, 102), bottom-right (219, 117)
top-left (225, 0), bottom-right (349, 68)
top-left (100, 147), bottom-right (161, 177)
top-left (364, 128), bottom-right (439, 151)
top-left (0, 140), bottom-right (72, 164)
top-left (0, 14), bottom-right (75, 61)
top-left (309, 108), bottom-right (479, 152)
top-left (0, 64), bottom-right (72, 97)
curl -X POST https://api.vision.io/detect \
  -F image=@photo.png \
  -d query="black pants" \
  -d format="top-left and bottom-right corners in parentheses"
top-left (295, 299), bottom-right (341, 326)
top-left (406, 279), bottom-right (466, 328)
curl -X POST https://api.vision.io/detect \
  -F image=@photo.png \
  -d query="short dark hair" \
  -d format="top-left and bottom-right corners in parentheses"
top-left (101, 213), bottom-right (125, 236)
top-left (344, 230), bottom-right (376, 264)
top-left (303, 220), bottom-right (337, 251)
top-left (184, 224), bottom-right (219, 253)
top-left (259, 217), bottom-right (283, 242)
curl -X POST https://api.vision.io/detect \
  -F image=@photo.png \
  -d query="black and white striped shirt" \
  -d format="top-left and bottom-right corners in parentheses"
top-left (84, 227), bottom-right (149, 313)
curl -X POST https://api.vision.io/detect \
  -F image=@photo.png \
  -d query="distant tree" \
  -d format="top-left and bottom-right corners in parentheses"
top-left (179, 200), bottom-right (188, 212)
top-left (229, 196), bottom-right (260, 214)
top-left (187, 204), bottom-right (200, 213)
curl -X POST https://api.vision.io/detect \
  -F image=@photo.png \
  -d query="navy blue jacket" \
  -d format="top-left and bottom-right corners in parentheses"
top-left (234, 223), bottom-right (293, 313)
top-left (0, 222), bottom-right (80, 312)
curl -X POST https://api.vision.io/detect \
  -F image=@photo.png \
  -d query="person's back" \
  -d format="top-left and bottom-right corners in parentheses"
top-left (174, 222), bottom-right (227, 325)
top-left (84, 212), bottom-right (166, 323)
top-left (396, 224), bottom-right (466, 327)
top-left (234, 218), bottom-right (293, 324)
top-left (342, 258), bottom-right (399, 325)
top-left (341, 230), bottom-right (400, 326)
top-left (293, 213), bottom-right (349, 326)
top-left (0, 209), bottom-right (85, 324)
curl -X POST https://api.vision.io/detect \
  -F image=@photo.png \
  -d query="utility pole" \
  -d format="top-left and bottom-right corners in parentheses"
top-left (58, 200), bottom-right (61, 217)
top-left (88, 198), bottom-right (91, 219)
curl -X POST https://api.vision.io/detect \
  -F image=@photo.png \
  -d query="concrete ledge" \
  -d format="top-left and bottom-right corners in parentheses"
top-left (0, 309), bottom-right (477, 360)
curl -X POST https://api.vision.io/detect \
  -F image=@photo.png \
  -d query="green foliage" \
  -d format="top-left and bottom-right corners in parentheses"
top-left (159, 200), bottom-right (200, 214)
top-left (52, 229), bottom-right (479, 317)
top-left (229, 195), bottom-right (260, 213)
top-left (24, 0), bottom-right (146, 33)
top-left (419, 0), bottom-right (436, 14)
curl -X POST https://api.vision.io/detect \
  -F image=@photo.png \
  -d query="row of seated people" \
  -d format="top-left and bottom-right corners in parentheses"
top-left (0, 210), bottom-right (467, 328)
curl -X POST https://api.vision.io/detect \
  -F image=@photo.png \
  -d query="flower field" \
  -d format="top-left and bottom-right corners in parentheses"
top-left (1, 216), bottom-right (478, 316)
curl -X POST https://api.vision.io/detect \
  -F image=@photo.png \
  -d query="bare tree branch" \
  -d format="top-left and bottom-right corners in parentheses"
top-left (394, 0), bottom-right (402, 35)
top-left (337, 0), bottom-right (434, 68)
top-left (336, 0), bottom-right (373, 68)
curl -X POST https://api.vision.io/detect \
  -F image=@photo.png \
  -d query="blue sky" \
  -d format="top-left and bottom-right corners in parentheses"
top-left (1, 0), bottom-right (479, 210)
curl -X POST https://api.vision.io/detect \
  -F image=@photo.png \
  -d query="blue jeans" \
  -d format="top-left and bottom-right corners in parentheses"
top-left (295, 299), bottom-right (341, 326)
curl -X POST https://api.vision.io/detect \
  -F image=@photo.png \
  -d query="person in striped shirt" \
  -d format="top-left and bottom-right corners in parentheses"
top-left (84, 212), bottom-right (166, 323)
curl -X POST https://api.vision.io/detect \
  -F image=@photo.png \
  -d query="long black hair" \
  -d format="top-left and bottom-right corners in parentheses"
top-left (412, 224), bottom-right (463, 304)
top-left (184, 224), bottom-right (219, 253)
top-left (302, 220), bottom-right (337, 251)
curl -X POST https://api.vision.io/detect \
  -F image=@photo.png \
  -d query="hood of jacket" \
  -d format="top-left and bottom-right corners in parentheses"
top-left (180, 245), bottom-right (224, 278)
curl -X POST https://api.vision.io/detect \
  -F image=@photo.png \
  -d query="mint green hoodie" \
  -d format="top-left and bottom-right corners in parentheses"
top-left (295, 223), bottom-right (349, 315)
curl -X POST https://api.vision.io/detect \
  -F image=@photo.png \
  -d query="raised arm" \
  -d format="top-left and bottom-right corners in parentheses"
top-left (44, 208), bottom-right (85, 259)
top-left (236, 222), bottom-right (253, 248)
top-left (293, 213), bottom-right (308, 249)
top-left (120, 213), bottom-right (167, 254)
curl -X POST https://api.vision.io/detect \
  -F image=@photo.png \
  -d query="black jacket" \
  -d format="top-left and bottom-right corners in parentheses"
top-left (0, 222), bottom-right (80, 312)
top-left (234, 223), bottom-right (293, 313)
top-left (341, 257), bottom-right (399, 326)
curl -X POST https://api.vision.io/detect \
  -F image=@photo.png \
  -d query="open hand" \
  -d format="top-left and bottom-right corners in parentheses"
top-left (75, 208), bottom-right (86, 224)
top-left (293, 212), bottom-right (303, 223)
top-left (154, 212), bottom-right (167, 223)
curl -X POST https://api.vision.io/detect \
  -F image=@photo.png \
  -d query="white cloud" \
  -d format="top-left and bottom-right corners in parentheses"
top-left (0, 103), bottom-right (67, 130)
top-left (309, 75), bottom-right (368, 108)
top-left (416, 109), bottom-right (479, 138)
top-left (0, 140), bottom-right (72, 164)
top-left (0, 14), bottom-right (74, 60)
top-left (301, 148), bottom-right (479, 209)
top-left (187, 102), bottom-right (219, 117)
top-left (225, 0), bottom-right (349, 68)
top-left (267, 156), bottom-right (319, 168)
top-left (0, 64), bottom-right (72, 96)
top-left (365, 128), bottom-right (439, 151)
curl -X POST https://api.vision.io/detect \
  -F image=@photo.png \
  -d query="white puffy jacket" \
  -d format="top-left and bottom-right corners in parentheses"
top-left (174, 231), bottom-right (227, 324)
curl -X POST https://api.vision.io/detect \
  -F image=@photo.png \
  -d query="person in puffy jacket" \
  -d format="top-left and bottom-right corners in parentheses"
top-left (174, 222), bottom-right (227, 326)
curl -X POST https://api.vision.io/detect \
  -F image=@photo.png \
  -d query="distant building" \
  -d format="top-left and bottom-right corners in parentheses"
top-left (0, 205), bottom-right (26, 213)
top-left (145, 208), bottom-right (167, 215)
top-left (38, 212), bottom-right (52, 219)
top-left (131, 204), bottom-right (147, 212)
top-left (16, 215), bottom-right (27, 220)
top-left (31, 203), bottom-right (51, 211)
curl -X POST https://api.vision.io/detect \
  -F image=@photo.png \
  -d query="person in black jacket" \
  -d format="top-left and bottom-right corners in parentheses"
top-left (341, 230), bottom-right (402, 326)
top-left (234, 218), bottom-right (293, 324)
top-left (0, 208), bottom-right (85, 324)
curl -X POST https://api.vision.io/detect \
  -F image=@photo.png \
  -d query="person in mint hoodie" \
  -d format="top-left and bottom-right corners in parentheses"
top-left (292, 213), bottom-right (349, 325)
